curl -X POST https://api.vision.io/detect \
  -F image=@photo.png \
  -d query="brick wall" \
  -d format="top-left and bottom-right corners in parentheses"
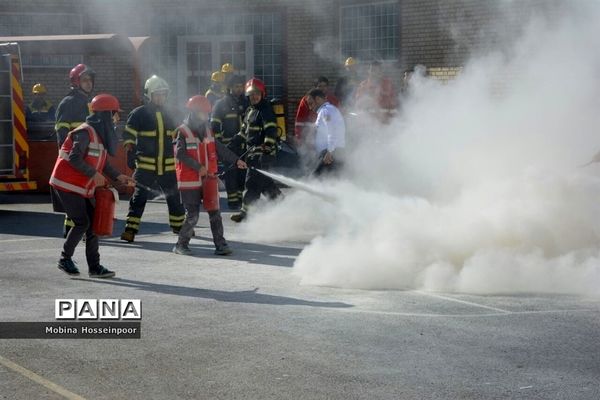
top-left (5, 0), bottom-right (566, 131)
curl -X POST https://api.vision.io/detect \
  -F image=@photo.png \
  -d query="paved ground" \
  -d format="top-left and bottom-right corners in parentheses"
top-left (1, 193), bottom-right (599, 400)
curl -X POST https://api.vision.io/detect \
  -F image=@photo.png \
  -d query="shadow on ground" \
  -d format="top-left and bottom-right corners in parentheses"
top-left (72, 277), bottom-right (352, 309)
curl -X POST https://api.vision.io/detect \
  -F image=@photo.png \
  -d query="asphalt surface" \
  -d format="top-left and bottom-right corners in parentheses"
top-left (0, 193), bottom-right (599, 400)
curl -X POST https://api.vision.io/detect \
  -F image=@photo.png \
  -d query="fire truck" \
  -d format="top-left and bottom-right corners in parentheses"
top-left (0, 42), bottom-right (37, 191)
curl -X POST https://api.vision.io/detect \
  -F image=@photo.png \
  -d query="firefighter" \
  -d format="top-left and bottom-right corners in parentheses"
top-left (49, 94), bottom-right (134, 278)
top-left (334, 57), bottom-right (360, 111)
top-left (120, 75), bottom-right (185, 243)
top-left (229, 78), bottom-right (282, 223)
top-left (205, 71), bottom-right (225, 107)
top-left (25, 83), bottom-right (55, 122)
top-left (305, 88), bottom-right (346, 176)
top-left (354, 60), bottom-right (398, 123)
top-left (54, 64), bottom-right (96, 238)
top-left (173, 95), bottom-right (247, 256)
top-left (210, 74), bottom-right (247, 209)
top-left (220, 63), bottom-right (235, 93)
top-left (294, 76), bottom-right (339, 147)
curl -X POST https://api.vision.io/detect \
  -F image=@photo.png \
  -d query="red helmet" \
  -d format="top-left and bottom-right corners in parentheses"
top-left (245, 78), bottom-right (266, 97)
top-left (186, 95), bottom-right (212, 114)
top-left (90, 94), bottom-right (122, 112)
top-left (69, 64), bottom-right (95, 88)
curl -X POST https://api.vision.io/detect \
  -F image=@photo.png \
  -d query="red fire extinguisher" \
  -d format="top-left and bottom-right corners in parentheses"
top-left (199, 128), bottom-right (220, 212)
top-left (93, 186), bottom-right (118, 236)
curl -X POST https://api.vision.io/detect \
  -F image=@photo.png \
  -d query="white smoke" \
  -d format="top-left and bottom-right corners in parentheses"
top-left (240, 4), bottom-right (600, 295)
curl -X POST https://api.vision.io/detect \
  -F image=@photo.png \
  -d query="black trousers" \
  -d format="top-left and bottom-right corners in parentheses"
top-left (223, 167), bottom-right (246, 206)
top-left (124, 169), bottom-right (185, 233)
top-left (54, 189), bottom-right (100, 269)
top-left (241, 156), bottom-right (281, 212)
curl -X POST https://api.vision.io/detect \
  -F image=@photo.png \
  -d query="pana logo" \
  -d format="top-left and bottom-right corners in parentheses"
top-left (55, 299), bottom-right (142, 320)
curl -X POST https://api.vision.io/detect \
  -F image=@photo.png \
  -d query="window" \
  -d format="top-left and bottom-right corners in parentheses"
top-left (149, 10), bottom-right (283, 100)
top-left (341, 2), bottom-right (399, 62)
top-left (0, 13), bottom-right (83, 67)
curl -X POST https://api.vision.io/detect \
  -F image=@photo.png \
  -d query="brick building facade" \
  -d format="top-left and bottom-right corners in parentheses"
top-left (0, 0), bottom-right (562, 131)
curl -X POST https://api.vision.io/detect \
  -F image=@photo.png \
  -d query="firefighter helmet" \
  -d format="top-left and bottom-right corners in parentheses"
top-left (344, 57), bottom-right (356, 67)
top-left (32, 83), bottom-right (47, 95)
top-left (186, 95), bottom-right (212, 114)
top-left (245, 78), bottom-right (266, 97)
top-left (70, 64), bottom-right (96, 88)
top-left (90, 94), bottom-right (122, 112)
top-left (211, 71), bottom-right (225, 83)
top-left (144, 75), bottom-right (169, 97)
top-left (221, 63), bottom-right (235, 74)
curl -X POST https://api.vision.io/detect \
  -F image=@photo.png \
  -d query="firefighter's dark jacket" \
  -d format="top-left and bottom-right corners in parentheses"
top-left (122, 103), bottom-right (177, 175)
top-left (230, 98), bottom-right (278, 159)
top-left (55, 89), bottom-right (90, 147)
top-left (210, 93), bottom-right (246, 145)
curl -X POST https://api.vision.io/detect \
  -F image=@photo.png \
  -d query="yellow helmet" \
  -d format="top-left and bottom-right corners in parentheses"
top-left (344, 57), bottom-right (356, 67)
top-left (221, 63), bottom-right (234, 74)
top-left (211, 71), bottom-right (225, 83)
top-left (32, 83), bottom-right (47, 94)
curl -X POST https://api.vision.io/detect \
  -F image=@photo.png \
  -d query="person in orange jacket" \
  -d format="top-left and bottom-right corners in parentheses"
top-left (354, 61), bottom-right (398, 123)
top-left (172, 95), bottom-right (247, 256)
top-left (50, 94), bottom-right (134, 278)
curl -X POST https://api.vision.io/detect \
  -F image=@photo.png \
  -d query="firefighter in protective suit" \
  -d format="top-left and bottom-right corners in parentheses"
top-left (50, 94), bottom-right (134, 278)
top-left (54, 64), bottom-right (96, 238)
top-left (205, 71), bottom-right (225, 107)
top-left (229, 78), bottom-right (282, 223)
top-left (210, 74), bottom-right (247, 209)
top-left (120, 76), bottom-right (185, 242)
top-left (173, 95), bottom-right (247, 256)
top-left (26, 83), bottom-right (55, 122)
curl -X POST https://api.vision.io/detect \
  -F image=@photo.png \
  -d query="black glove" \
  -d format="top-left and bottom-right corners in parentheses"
top-left (126, 150), bottom-right (136, 170)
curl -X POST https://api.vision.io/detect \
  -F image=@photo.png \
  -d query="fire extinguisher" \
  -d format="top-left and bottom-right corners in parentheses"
top-left (93, 186), bottom-right (118, 236)
top-left (200, 128), bottom-right (220, 212)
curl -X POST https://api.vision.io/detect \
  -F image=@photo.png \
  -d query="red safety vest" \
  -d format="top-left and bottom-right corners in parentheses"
top-left (49, 124), bottom-right (107, 198)
top-left (175, 124), bottom-right (203, 190)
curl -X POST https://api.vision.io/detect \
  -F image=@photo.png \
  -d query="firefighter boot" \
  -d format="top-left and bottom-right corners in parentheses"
top-left (230, 211), bottom-right (246, 223)
top-left (120, 230), bottom-right (135, 243)
top-left (89, 265), bottom-right (116, 279)
top-left (58, 258), bottom-right (80, 276)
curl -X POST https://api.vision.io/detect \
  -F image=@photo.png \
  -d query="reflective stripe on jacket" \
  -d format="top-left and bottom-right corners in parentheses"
top-left (49, 124), bottom-right (107, 198)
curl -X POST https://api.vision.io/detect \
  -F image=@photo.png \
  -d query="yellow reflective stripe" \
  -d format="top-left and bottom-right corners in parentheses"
top-left (264, 137), bottom-right (276, 145)
top-left (55, 122), bottom-right (70, 130)
top-left (123, 139), bottom-right (136, 146)
top-left (169, 215), bottom-right (185, 221)
top-left (138, 156), bottom-right (155, 163)
top-left (70, 122), bottom-right (84, 128)
top-left (139, 130), bottom-right (157, 137)
top-left (165, 165), bottom-right (176, 172)
top-left (225, 113), bottom-right (238, 119)
top-left (137, 163), bottom-right (156, 171)
top-left (165, 157), bottom-right (175, 165)
top-left (167, 130), bottom-right (175, 139)
top-left (248, 126), bottom-right (261, 131)
top-left (125, 126), bottom-right (139, 136)
top-left (264, 122), bottom-right (278, 129)
top-left (125, 223), bottom-right (139, 230)
top-left (156, 112), bottom-right (164, 175)
top-left (64, 218), bottom-right (75, 227)
top-left (127, 216), bottom-right (142, 223)
top-left (211, 118), bottom-right (222, 124)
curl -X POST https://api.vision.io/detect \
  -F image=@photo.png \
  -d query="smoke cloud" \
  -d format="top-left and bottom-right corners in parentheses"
top-left (236, 3), bottom-right (600, 295)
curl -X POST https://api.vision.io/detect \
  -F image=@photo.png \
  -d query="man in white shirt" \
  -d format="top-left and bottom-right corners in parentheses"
top-left (305, 88), bottom-right (346, 176)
